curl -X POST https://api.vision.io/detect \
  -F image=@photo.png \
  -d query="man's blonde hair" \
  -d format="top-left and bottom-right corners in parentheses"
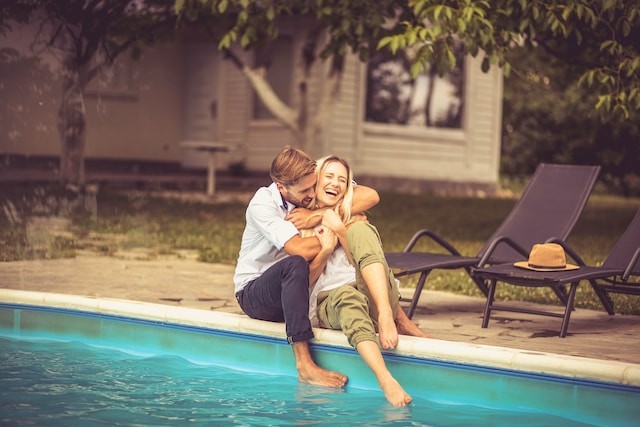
top-left (270, 146), bottom-right (317, 186)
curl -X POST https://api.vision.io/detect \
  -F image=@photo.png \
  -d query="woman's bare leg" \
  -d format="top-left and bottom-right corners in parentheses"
top-left (356, 340), bottom-right (412, 406)
top-left (361, 262), bottom-right (398, 349)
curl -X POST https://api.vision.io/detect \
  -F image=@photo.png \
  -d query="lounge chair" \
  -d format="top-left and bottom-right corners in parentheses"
top-left (472, 208), bottom-right (640, 337)
top-left (385, 163), bottom-right (601, 318)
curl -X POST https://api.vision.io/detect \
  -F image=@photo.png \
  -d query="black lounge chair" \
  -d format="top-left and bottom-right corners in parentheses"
top-left (472, 208), bottom-right (640, 337)
top-left (385, 163), bottom-right (601, 318)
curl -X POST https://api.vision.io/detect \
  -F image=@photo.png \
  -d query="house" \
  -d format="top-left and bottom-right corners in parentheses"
top-left (0, 25), bottom-right (503, 195)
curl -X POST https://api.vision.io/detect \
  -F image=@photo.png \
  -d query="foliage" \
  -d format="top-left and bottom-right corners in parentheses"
top-left (176, 0), bottom-right (398, 60)
top-left (380, 0), bottom-right (640, 118)
top-left (502, 44), bottom-right (640, 196)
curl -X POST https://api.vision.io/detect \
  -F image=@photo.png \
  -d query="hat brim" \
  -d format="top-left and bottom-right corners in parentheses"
top-left (513, 261), bottom-right (580, 272)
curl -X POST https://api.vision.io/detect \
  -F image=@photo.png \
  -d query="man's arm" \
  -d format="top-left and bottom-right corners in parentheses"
top-left (286, 184), bottom-right (380, 229)
top-left (283, 234), bottom-right (322, 261)
top-left (351, 184), bottom-right (380, 215)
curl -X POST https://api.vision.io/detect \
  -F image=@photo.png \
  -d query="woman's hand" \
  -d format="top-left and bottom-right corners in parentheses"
top-left (315, 225), bottom-right (337, 251)
top-left (321, 208), bottom-right (346, 234)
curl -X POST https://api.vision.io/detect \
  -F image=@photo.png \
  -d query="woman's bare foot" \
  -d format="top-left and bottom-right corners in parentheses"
top-left (395, 308), bottom-right (429, 338)
top-left (379, 375), bottom-right (412, 407)
top-left (378, 309), bottom-right (398, 349)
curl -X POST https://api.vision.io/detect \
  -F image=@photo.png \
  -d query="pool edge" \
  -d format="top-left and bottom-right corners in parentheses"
top-left (2, 288), bottom-right (639, 387)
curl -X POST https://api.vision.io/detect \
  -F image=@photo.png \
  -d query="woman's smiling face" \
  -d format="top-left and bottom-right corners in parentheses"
top-left (315, 160), bottom-right (349, 208)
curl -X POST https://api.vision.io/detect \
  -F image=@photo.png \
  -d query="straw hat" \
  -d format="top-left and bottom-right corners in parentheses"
top-left (514, 243), bottom-right (579, 271)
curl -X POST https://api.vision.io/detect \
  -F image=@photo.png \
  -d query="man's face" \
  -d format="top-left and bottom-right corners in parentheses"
top-left (278, 173), bottom-right (316, 208)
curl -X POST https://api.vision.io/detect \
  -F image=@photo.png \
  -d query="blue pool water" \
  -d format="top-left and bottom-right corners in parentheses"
top-left (1, 303), bottom-right (638, 426)
top-left (0, 337), bottom-right (592, 426)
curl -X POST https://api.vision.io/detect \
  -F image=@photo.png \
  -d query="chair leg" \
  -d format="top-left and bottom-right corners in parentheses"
top-left (559, 282), bottom-right (579, 338)
top-left (551, 284), bottom-right (569, 305)
top-left (407, 271), bottom-right (430, 319)
top-left (468, 267), bottom-right (489, 296)
top-left (482, 279), bottom-right (497, 328)
top-left (588, 279), bottom-right (615, 315)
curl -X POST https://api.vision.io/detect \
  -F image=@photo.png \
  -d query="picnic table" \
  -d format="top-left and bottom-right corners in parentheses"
top-left (180, 141), bottom-right (229, 196)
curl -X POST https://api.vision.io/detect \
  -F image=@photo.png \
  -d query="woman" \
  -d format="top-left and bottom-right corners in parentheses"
top-left (303, 155), bottom-right (426, 407)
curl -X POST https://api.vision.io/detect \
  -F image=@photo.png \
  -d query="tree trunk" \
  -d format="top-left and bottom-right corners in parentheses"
top-left (57, 62), bottom-right (87, 188)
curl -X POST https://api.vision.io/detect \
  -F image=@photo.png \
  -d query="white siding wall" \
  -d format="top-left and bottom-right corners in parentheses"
top-left (328, 54), bottom-right (503, 186)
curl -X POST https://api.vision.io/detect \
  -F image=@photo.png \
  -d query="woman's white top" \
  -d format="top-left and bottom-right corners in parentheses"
top-left (308, 246), bottom-right (355, 327)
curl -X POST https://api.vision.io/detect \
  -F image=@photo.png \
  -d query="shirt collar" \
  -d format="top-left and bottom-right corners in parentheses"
top-left (269, 182), bottom-right (294, 213)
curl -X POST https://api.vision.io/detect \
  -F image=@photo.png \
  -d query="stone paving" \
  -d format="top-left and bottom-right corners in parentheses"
top-left (1, 253), bottom-right (639, 365)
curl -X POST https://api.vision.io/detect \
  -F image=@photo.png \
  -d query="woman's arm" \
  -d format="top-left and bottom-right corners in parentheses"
top-left (321, 209), bottom-right (354, 266)
top-left (308, 226), bottom-right (337, 286)
top-left (286, 184), bottom-right (380, 229)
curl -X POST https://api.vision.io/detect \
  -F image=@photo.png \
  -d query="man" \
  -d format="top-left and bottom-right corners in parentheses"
top-left (233, 146), bottom-right (379, 388)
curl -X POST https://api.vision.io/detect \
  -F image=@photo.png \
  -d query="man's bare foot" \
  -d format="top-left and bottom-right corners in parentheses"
top-left (379, 375), bottom-right (412, 407)
top-left (298, 364), bottom-right (347, 388)
top-left (293, 341), bottom-right (348, 388)
top-left (378, 309), bottom-right (398, 349)
top-left (395, 308), bottom-right (429, 338)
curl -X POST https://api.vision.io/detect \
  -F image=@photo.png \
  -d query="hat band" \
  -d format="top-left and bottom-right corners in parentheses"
top-left (528, 263), bottom-right (567, 270)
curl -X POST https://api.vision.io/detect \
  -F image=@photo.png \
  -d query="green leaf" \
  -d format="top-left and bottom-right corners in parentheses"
top-left (266, 6), bottom-right (275, 21)
top-left (622, 20), bottom-right (631, 37)
top-left (377, 36), bottom-right (392, 50)
top-left (503, 61), bottom-right (511, 78)
top-left (445, 6), bottom-right (452, 20)
top-left (434, 5), bottom-right (444, 20)
top-left (481, 56), bottom-right (490, 72)
top-left (457, 18), bottom-right (466, 32)
top-left (447, 47), bottom-right (456, 67)
top-left (410, 61), bottom-right (423, 77)
top-left (602, 0), bottom-right (616, 12)
top-left (390, 36), bottom-right (399, 54)
top-left (218, 33), bottom-right (231, 50)
top-left (174, 0), bottom-right (185, 15)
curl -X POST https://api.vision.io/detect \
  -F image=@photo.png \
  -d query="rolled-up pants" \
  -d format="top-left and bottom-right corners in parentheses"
top-left (316, 222), bottom-right (400, 348)
top-left (236, 255), bottom-right (314, 344)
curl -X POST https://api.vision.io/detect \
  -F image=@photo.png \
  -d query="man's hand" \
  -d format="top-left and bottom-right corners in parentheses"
top-left (348, 213), bottom-right (368, 226)
top-left (286, 208), bottom-right (324, 229)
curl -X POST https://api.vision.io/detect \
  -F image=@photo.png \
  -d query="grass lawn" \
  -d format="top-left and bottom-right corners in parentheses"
top-left (1, 183), bottom-right (638, 315)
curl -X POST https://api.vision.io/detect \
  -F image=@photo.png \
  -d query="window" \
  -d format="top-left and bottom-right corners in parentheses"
top-left (252, 36), bottom-right (294, 120)
top-left (365, 43), bottom-right (464, 129)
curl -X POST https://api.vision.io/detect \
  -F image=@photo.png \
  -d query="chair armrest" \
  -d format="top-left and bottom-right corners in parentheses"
top-left (545, 237), bottom-right (588, 266)
top-left (403, 229), bottom-right (461, 256)
top-left (477, 236), bottom-right (529, 267)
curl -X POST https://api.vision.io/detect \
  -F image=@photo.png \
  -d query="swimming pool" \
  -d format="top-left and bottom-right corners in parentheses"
top-left (1, 289), bottom-right (639, 426)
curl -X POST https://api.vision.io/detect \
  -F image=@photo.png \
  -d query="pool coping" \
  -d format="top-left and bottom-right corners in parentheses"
top-left (2, 288), bottom-right (639, 387)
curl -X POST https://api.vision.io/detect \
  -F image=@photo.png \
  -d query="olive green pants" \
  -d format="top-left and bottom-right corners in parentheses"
top-left (316, 222), bottom-right (400, 348)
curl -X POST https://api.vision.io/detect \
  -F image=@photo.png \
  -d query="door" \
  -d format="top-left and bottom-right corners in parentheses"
top-left (181, 43), bottom-right (219, 169)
